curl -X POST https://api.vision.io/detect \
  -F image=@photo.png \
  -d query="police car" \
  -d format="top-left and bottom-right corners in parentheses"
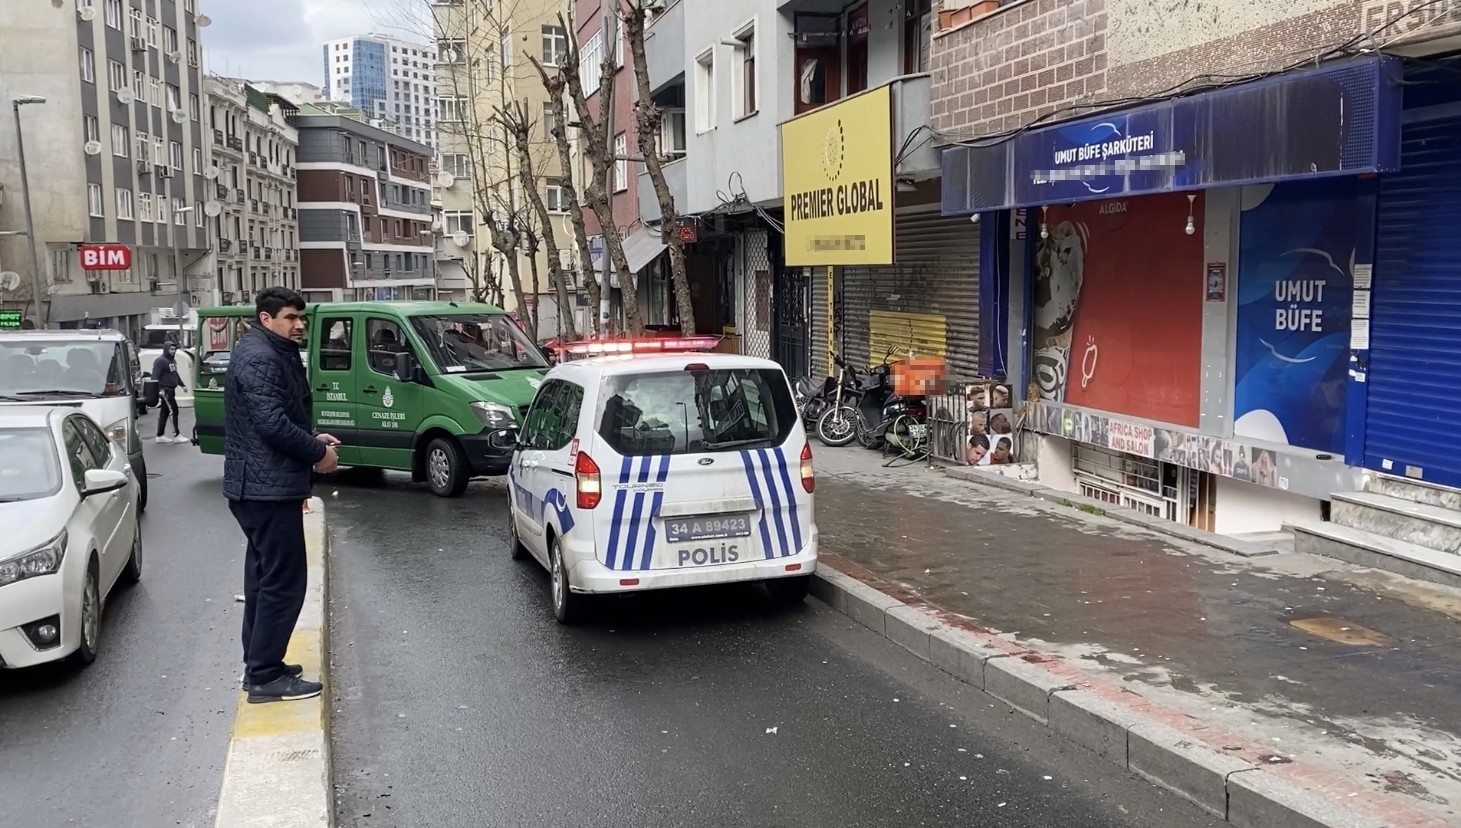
top-left (507, 336), bottom-right (818, 623)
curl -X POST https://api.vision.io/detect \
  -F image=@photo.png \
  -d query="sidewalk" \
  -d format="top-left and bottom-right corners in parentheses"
top-left (812, 447), bottom-right (1461, 825)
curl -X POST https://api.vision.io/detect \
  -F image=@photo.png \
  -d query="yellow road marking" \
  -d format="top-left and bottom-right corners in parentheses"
top-left (230, 628), bottom-right (326, 740)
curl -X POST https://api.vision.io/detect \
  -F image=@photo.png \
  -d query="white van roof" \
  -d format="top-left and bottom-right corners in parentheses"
top-left (0, 329), bottom-right (126, 342)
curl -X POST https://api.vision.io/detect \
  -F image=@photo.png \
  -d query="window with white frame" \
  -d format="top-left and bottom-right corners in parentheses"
top-left (149, 77), bottom-right (163, 108)
top-left (116, 188), bottom-right (134, 219)
top-left (545, 177), bottom-right (568, 212)
top-left (440, 153), bottom-right (470, 178)
top-left (195, 203), bottom-right (205, 227)
top-left (138, 192), bottom-right (153, 222)
top-left (156, 197), bottom-right (168, 225)
top-left (500, 34), bottom-right (512, 69)
top-left (174, 198), bottom-right (186, 225)
top-left (693, 49), bottom-right (715, 134)
top-left (167, 83), bottom-right (180, 112)
top-left (111, 123), bottom-right (128, 156)
top-left (131, 70), bottom-right (145, 100)
top-left (437, 96), bottom-right (469, 122)
top-left (542, 25), bottom-right (567, 67)
top-left (105, 0), bottom-right (121, 28)
top-left (170, 141), bottom-right (183, 169)
top-left (135, 131), bottom-right (149, 161)
top-left (193, 147), bottom-right (202, 171)
top-left (733, 21), bottom-right (757, 118)
top-left (153, 135), bottom-right (164, 163)
top-left (146, 16), bottom-right (160, 46)
top-left (580, 30), bottom-right (604, 94)
top-left (542, 102), bottom-right (558, 140)
top-left (108, 60), bottom-right (125, 90)
top-left (444, 211), bottom-right (474, 235)
top-left (437, 38), bottom-right (464, 63)
top-left (163, 25), bottom-right (177, 54)
top-left (80, 48), bottom-right (95, 83)
top-left (186, 38), bottom-right (197, 66)
top-left (88, 183), bottom-right (105, 217)
top-left (657, 108), bottom-right (686, 158)
top-left (189, 93), bottom-right (200, 121)
top-left (612, 132), bottom-right (627, 192)
top-left (83, 115), bottom-right (99, 144)
top-left (128, 6), bottom-right (141, 37)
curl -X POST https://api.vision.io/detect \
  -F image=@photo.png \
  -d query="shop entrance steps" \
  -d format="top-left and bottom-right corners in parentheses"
top-left (1289, 473), bottom-right (1461, 588)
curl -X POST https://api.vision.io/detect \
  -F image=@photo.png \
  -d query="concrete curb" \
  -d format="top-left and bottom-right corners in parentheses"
top-left (940, 464), bottom-right (1281, 558)
top-left (810, 562), bottom-right (1441, 828)
top-left (214, 498), bottom-right (332, 828)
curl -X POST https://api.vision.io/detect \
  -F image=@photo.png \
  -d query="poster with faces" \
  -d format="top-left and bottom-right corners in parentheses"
top-left (965, 382), bottom-right (1016, 466)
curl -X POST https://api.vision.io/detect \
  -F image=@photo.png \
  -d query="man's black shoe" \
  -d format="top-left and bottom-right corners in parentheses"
top-left (238, 663), bottom-right (305, 688)
top-left (246, 674), bottom-right (323, 704)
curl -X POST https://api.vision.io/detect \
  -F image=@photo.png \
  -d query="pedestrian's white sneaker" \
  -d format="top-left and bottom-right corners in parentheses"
top-left (154, 436), bottom-right (172, 443)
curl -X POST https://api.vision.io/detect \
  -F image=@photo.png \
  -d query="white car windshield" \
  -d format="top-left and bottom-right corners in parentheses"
top-left (0, 428), bottom-right (63, 502)
top-left (408, 314), bottom-right (549, 373)
top-left (0, 340), bottom-right (130, 399)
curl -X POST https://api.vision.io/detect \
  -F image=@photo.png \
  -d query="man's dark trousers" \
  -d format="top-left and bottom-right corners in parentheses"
top-left (229, 499), bottom-right (307, 686)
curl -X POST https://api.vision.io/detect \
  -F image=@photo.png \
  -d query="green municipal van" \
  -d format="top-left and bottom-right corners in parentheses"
top-left (192, 301), bottom-right (547, 497)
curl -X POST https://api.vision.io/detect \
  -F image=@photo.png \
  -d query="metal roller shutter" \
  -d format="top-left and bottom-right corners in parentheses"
top-left (841, 207), bottom-right (981, 377)
top-left (811, 266), bottom-right (831, 379)
top-left (1365, 112), bottom-right (1461, 487)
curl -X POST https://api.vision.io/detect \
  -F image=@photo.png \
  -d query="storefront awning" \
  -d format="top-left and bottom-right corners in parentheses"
top-left (940, 55), bottom-right (1402, 214)
top-left (592, 227), bottom-right (667, 285)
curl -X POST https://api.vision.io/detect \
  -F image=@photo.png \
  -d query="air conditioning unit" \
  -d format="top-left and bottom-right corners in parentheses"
top-left (136, 160), bottom-right (152, 176)
top-left (157, 165), bottom-right (174, 179)
top-left (130, 36), bottom-right (147, 52)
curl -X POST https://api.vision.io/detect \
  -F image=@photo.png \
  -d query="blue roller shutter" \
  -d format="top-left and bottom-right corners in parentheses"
top-left (1365, 112), bottom-right (1461, 486)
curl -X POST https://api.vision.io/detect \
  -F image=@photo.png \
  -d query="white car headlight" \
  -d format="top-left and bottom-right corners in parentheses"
top-left (0, 531), bottom-right (67, 588)
top-left (103, 418), bottom-right (129, 446)
top-left (469, 401), bottom-right (516, 430)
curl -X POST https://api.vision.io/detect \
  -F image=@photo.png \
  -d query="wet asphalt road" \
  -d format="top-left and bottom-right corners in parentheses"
top-left (0, 411), bottom-right (241, 828)
top-left (328, 472), bottom-right (1222, 828)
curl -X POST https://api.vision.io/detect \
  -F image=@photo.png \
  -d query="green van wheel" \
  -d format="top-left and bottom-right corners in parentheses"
top-left (424, 437), bottom-right (471, 498)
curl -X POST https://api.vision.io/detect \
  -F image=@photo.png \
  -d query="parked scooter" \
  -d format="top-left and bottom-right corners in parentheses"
top-left (813, 354), bottom-right (874, 447)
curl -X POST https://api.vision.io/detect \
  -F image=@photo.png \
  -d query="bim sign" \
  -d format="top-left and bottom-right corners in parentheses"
top-left (79, 243), bottom-right (132, 271)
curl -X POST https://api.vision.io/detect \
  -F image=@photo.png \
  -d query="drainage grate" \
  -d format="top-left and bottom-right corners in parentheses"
top-left (271, 748), bottom-right (321, 763)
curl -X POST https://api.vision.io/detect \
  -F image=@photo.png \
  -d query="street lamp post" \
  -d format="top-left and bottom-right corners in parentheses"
top-left (12, 95), bottom-right (47, 328)
top-left (170, 180), bottom-right (195, 315)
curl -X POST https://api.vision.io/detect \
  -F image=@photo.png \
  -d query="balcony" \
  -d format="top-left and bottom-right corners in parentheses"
top-left (637, 156), bottom-right (688, 224)
top-left (642, 0), bottom-right (684, 96)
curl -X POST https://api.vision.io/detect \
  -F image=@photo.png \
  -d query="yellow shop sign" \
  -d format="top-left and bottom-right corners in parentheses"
top-left (781, 85), bottom-right (894, 267)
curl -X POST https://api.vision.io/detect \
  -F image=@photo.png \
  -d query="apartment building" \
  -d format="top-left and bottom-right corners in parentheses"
top-left (639, 0), bottom-right (949, 373)
top-left (204, 76), bottom-right (300, 306)
top-left (293, 107), bottom-right (435, 302)
top-left (323, 34), bottom-right (439, 151)
top-left (0, 0), bottom-right (212, 334)
top-left (433, 0), bottom-right (583, 337)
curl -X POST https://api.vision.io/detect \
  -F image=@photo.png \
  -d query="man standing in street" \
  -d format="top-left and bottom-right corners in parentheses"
top-left (225, 287), bottom-right (340, 704)
top-left (151, 340), bottom-right (186, 443)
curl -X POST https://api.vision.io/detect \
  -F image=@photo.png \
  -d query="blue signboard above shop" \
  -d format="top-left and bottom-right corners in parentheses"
top-left (942, 56), bottom-right (1402, 214)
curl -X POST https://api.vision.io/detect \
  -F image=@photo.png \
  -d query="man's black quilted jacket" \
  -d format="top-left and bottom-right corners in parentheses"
top-left (223, 325), bottom-right (325, 501)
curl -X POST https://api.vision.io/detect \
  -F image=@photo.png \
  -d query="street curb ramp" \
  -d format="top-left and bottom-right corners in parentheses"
top-left (214, 497), bottom-right (332, 828)
top-left (809, 562), bottom-right (1444, 828)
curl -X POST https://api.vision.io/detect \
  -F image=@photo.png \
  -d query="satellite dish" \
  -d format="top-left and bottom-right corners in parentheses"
top-left (84, 140), bottom-right (102, 156)
top-left (451, 230), bottom-right (469, 247)
top-left (0, 271), bottom-right (20, 292)
top-left (167, 51), bottom-right (181, 63)
top-left (203, 166), bottom-right (219, 180)
top-left (204, 200), bottom-right (222, 217)
top-left (196, 14), bottom-right (211, 26)
top-left (430, 216), bottom-right (443, 231)
top-left (116, 88), bottom-right (135, 104)
top-left (79, 5), bottom-right (95, 20)
top-left (290, 85), bottom-right (304, 100)
top-left (171, 110), bottom-right (185, 123)
top-left (436, 172), bottom-right (455, 188)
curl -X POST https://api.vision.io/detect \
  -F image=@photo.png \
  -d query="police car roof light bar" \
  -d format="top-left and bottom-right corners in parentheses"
top-left (559, 335), bottom-right (721, 360)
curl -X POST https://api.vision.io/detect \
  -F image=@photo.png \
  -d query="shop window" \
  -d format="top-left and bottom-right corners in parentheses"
top-left (793, 14), bottom-right (841, 115)
top-left (846, 4), bottom-right (870, 95)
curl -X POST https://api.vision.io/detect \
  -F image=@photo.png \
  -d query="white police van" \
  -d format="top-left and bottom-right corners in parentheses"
top-left (507, 336), bottom-right (818, 623)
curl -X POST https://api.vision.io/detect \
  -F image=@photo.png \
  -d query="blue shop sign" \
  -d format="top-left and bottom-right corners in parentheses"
top-left (942, 56), bottom-right (1401, 214)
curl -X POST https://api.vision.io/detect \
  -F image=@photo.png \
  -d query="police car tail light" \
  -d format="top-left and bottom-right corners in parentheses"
top-left (800, 442), bottom-right (815, 493)
top-left (575, 451), bottom-right (602, 509)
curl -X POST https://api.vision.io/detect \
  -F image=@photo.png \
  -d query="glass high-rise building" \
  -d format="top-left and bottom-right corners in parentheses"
top-left (322, 34), bottom-right (438, 151)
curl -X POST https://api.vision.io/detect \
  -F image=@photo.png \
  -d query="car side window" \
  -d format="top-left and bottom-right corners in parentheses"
top-left (75, 416), bottom-right (115, 468)
top-left (545, 382), bottom-right (583, 451)
top-left (365, 318), bottom-right (414, 379)
top-left (61, 420), bottom-right (96, 488)
top-left (522, 380), bottom-right (563, 450)
top-left (318, 317), bottom-right (353, 372)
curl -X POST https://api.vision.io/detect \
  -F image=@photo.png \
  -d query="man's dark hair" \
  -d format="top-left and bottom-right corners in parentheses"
top-left (968, 432), bottom-right (990, 449)
top-left (256, 286), bottom-right (306, 324)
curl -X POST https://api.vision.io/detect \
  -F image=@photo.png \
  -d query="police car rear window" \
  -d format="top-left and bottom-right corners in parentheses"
top-left (597, 368), bottom-right (795, 456)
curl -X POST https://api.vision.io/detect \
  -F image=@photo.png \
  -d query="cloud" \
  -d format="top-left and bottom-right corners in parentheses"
top-left (201, 0), bottom-right (430, 85)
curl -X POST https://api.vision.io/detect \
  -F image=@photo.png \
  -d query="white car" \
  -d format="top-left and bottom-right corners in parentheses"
top-left (0, 406), bottom-right (142, 668)
top-left (507, 338), bottom-right (818, 624)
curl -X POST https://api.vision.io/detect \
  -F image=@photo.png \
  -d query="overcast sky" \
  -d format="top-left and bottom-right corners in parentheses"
top-left (201, 0), bottom-right (432, 87)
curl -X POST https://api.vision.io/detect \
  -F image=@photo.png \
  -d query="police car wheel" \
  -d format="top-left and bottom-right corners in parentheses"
top-left (766, 575), bottom-right (811, 603)
top-left (550, 537), bottom-right (584, 625)
top-left (507, 505), bottom-right (528, 561)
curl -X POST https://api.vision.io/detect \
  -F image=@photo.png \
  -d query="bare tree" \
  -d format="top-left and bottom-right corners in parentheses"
top-left (497, 99), bottom-right (577, 340)
top-left (540, 9), bottom-right (644, 334)
top-left (622, 1), bottom-right (695, 334)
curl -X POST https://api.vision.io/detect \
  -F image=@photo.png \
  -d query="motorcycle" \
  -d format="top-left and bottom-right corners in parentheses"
top-left (859, 390), bottom-right (929, 453)
top-left (796, 353), bottom-right (859, 431)
top-left (813, 354), bottom-right (876, 447)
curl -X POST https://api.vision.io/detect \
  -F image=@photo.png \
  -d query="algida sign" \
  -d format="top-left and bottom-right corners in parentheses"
top-left (781, 85), bottom-right (894, 267)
